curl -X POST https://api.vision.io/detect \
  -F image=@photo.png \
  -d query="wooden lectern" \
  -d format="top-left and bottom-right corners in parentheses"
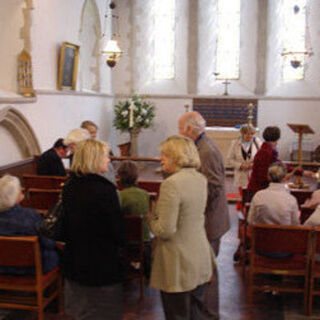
top-left (287, 124), bottom-right (314, 166)
top-left (287, 124), bottom-right (314, 189)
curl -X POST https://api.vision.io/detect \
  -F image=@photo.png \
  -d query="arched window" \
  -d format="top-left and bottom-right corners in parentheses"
top-left (281, 0), bottom-right (307, 81)
top-left (216, 0), bottom-right (241, 80)
top-left (153, 0), bottom-right (175, 80)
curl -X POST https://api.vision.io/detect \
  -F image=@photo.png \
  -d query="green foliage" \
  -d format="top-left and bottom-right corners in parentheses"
top-left (113, 95), bottom-right (156, 132)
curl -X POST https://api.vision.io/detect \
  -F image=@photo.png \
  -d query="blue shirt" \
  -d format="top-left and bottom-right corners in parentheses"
top-left (0, 205), bottom-right (59, 274)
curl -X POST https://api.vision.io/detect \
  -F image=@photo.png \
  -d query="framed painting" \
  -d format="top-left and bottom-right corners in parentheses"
top-left (57, 42), bottom-right (79, 90)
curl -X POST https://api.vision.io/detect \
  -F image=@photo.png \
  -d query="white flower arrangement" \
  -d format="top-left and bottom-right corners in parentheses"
top-left (113, 95), bottom-right (156, 132)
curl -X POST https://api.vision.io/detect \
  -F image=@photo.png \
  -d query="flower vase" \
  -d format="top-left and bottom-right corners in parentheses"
top-left (129, 129), bottom-right (140, 157)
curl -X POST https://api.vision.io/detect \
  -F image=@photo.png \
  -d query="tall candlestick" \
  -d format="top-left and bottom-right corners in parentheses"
top-left (129, 101), bottom-right (134, 128)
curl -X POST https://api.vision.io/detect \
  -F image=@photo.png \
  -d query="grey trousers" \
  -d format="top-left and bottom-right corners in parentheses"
top-left (160, 282), bottom-right (210, 320)
top-left (64, 279), bottom-right (123, 320)
top-left (204, 238), bottom-right (220, 320)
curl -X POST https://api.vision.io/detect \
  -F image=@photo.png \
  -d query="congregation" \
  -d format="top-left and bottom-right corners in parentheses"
top-left (1, 112), bottom-right (320, 320)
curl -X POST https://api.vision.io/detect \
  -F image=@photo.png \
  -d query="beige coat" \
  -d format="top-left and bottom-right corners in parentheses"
top-left (227, 137), bottom-right (261, 188)
top-left (149, 168), bottom-right (216, 293)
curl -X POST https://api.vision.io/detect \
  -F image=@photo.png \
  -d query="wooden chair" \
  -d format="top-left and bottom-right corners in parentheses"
top-left (22, 174), bottom-right (67, 190)
top-left (124, 215), bottom-right (145, 299)
top-left (137, 180), bottom-right (161, 195)
top-left (0, 235), bottom-right (63, 320)
top-left (22, 188), bottom-right (61, 212)
top-left (248, 224), bottom-right (312, 315)
top-left (308, 227), bottom-right (320, 315)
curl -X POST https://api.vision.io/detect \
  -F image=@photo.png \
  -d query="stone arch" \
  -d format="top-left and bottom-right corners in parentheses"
top-left (79, 0), bottom-right (102, 91)
top-left (0, 107), bottom-right (41, 158)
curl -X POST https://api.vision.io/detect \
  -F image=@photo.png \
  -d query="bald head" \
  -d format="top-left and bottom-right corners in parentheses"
top-left (178, 111), bottom-right (206, 141)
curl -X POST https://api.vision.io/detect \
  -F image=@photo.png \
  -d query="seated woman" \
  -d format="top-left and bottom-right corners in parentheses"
top-left (118, 161), bottom-right (150, 241)
top-left (81, 120), bottom-right (98, 139)
top-left (118, 161), bottom-right (151, 278)
top-left (0, 175), bottom-right (59, 274)
top-left (61, 139), bottom-right (124, 320)
top-left (148, 135), bottom-right (215, 320)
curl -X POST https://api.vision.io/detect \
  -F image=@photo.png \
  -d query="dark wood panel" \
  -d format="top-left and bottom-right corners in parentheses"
top-left (0, 158), bottom-right (37, 181)
top-left (193, 98), bottom-right (258, 127)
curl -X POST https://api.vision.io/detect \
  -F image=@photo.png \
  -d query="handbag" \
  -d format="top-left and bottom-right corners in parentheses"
top-left (39, 200), bottom-right (65, 241)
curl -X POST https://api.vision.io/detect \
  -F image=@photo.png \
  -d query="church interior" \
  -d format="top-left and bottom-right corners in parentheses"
top-left (2, 0), bottom-right (320, 319)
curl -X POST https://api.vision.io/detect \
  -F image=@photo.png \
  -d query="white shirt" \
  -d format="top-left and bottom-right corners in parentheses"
top-left (304, 205), bottom-right (320, 226)
top-left (248, 183), bottom-right (300, 226)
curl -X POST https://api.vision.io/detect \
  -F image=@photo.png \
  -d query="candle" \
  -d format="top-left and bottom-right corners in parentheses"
top-left (129, 101), bottom-right (134, 128)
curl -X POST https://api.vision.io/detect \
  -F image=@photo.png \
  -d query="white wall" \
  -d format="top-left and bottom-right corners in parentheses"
top-left (2, 0), bottom-right (320, 166)
top-left (0, 126), bottom-right (24, 166)
top-left (0, 0), bottom-right (117, 166)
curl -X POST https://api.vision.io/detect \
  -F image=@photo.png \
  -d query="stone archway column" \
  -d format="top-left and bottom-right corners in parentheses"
top-left (0, 107), bottom-right (41, 158)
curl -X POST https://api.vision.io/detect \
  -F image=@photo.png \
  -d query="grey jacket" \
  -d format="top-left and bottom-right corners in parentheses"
top-left (196, 133), bottom-right (230, 242)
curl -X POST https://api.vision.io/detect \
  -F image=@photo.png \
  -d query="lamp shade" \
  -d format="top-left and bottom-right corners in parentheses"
top-left (102, 40), bottom-right (122, 55)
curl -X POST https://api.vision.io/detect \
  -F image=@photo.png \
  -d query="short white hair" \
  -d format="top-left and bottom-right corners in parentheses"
top-left (268, 163), bottom-right (287, 183)
top-left (183, 112), bottom-right (206, 136)
top-left (0, 175), bottom-right (21, 212)
top-left (64, 128), bottom-right (90, 146)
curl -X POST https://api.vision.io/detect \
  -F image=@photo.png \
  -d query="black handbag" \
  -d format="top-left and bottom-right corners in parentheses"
top-left (39, 200), bottom-right (65, 241)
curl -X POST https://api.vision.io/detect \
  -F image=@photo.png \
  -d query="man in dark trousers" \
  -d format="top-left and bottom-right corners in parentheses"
top-left (179, 111), bottom-right (230, 320)
top-left (37, 138), bottom-right (68, 176)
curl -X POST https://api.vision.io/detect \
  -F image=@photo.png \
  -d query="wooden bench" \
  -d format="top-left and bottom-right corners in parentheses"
top-left (21, 188), bottom-right (61, 212)
top-left (22, 174), bottom-right (67, 190)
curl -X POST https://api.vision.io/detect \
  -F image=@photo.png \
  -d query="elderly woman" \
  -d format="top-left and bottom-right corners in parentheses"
top-left (148, 135), bottom-right (215, 320)
top-left (61, 139), bottom-right (124, 320)
top-left (0, 175), bottom-right (58, 274)
top-left (227, 124), bottom-right (261, 191)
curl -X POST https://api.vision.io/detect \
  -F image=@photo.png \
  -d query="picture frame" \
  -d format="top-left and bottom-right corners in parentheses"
top-left (57, 42), bottom-right (79, 90)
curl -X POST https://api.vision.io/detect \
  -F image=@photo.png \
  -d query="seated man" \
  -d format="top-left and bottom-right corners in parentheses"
top-left (36, 138), bottom-right (68, 176)
top-left (0, 175), bottom-right (59, 274)
top-left (248, 163), bottom-right (300, 226)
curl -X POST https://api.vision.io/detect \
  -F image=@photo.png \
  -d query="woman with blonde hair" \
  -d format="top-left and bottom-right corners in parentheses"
top-left (227, 124), bottom-right (261, 191)
top-left (148, 135), bottom-right (216, 320)
top-left (61, 139), bottom-right (124, 320)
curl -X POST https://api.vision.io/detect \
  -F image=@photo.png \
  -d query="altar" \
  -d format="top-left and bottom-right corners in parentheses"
top-left (205, 126), bottom-right (240, 167)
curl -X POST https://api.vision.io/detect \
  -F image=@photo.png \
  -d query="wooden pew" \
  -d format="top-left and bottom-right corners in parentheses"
top-left (21, 188), bottom-right (61, 212)
top-left (22, 174), bottom-right (67, 190)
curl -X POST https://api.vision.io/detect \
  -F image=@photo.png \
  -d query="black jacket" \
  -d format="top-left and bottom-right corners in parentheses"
top-left (37, 148), bottom-right (66, 176)
top-left (61, 173), bottom-right (125, 286)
